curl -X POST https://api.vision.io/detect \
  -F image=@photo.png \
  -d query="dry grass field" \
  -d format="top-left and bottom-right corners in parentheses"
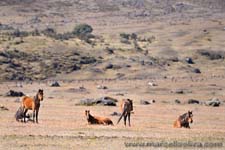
top-left (0, 0), bottom-right (225, 149)
top-left (0, 77), bottom-right (225, 149)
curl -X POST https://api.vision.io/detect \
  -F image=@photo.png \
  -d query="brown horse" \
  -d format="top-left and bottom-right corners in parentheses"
top-left (21, 89), bottom-right (44, 123)
top-left (85, 110), bottom-right (113, 125)
top-left (173, 111), bottom-right (193, 128)
top-left (117, 99), bottom-right (133, 126)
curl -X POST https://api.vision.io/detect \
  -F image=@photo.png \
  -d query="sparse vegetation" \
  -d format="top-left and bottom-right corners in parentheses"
top-left (198, 49), bottom-right (225, 60)
top-left (0, 1), bottom-right (225, 149)
top-left (0, 49), bottom-right (98, 81)
top-left (73, 24), bottom-right (93, 36)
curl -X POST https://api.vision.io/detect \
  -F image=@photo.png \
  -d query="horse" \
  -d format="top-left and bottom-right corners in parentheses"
top-left (15, 106), bottom-right (31, 122)
top-left (21, 89), bottom-right (44, 123)
top-left (117, 99), bottom-right (133, 126)
top-left (173, 111), bottom-right (193, 128)
top-left (85, 110), bottom-right (113, 125)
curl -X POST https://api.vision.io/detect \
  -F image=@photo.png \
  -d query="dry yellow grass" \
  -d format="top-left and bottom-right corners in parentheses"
top-left (0, 77), bottom-right (225, 149)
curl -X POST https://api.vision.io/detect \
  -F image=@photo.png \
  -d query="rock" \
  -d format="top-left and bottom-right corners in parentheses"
top-left (140, 99), bottom-right (155, 105)
top-left (5, 90), bottom-right (25, 97)
top-left (97, 85), bottom-right (108, 89)
top-left (205, 98), bottom-right (221, 107)
top-left (0, 104), bottom-right (9, 111)
top-left (188, 99), bottom-right (200, 104)
top-left (105, 63), bottom-right (114, 69)
top-left (148, 82), bottom-right (157, 86)
top-left (79, 86), bottom-right (86, 90)
top-left (78, 97), bottom-right (117, 106)
top-left (140, 100), bottom-right (150, 105)
top-left (174, 89), bottom-right (184, 94)
top-left (185, 57), bottom-right (194, 64)
top-left (67, 87), bottom-right (88, 93)
top-left (105, 63), bottom-right (121, 70)
top-left (174, 99), bottom-right (181, 104)
top-left (110, 112), bottom-right (121, 116)
top-left (169, 57), bottom-right (179, 62)
top-left (105, 47), bottom-right (114, 54)
top-left (78, 98), bottom-right (96, 106)
top-left (51, 81), bottom-right (60, 87)
top-left (95, 96), bottom-right (117, 106)
top-left (192, 68), bottom-right (201, 74)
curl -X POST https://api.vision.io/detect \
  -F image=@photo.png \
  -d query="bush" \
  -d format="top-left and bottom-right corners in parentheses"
top-left (119, 33), bottom-right (137, 40)
top-left (12, 29), bottom-right (29, 37)
top-left (120, 38), bottom-right (131, 44)
top-left (130, 33), bottom-right (137, 40)
top-left (120, 33), bottom-right (130, 40)
top-left (198, 49), bottom-right (225, 60)
top-left (42, 27), bottom-right (56, 37)
top-left (41, 24), bottom-right (94, 42)
top-left (73, 24), bottom-right (93, 36)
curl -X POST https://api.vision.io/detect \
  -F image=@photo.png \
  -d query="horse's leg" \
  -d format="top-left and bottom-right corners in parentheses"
top-left (33, 110), bottom-right (35, 123)
top-left (128, 112), bottom-right (131, 127)
top-left (23, 109), bottom-right (28, 123)
top-left (36, 107), bottom-right (39, 123)
top-left (186, 123), bottom-right (190, 129)
top-left (124, 114), bottom-right (127, 126)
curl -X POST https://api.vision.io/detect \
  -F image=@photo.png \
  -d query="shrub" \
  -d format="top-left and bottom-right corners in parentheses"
top-left (73, 24), bottom-right (93, 36)
top-left (198, 49), bottom-right (225, 60)
top-left (120, 33), bottom-right (130, 40)
top-left (130, 33), bottom-right (137, 40)
top-left (12, 29), bottom-right (29, 37)
top-left (42, 27), bottom-right (56, 37)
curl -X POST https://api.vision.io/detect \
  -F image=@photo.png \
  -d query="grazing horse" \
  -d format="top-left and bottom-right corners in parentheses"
top-left (85, 110), bottom-right (113, 125)
top-left (117, 99), bottom-right (133, 126)
top-left (21, 89), bottom-right (44, 123)
top-left (173, 111), bottom-right (193, 128)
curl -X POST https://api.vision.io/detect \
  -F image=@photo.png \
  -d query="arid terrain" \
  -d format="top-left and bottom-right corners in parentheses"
top-left (0, 0), bottom-right (225, 149)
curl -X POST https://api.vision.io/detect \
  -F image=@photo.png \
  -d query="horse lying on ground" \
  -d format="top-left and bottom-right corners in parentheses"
top-left (173, 111), bottom-right (193, 128)
top-left (21, 89), bottom-right (44, 123)
top-left (117, 99), bottom-right (133, 127)
top-left (85, 110), bottom-right (113, 125)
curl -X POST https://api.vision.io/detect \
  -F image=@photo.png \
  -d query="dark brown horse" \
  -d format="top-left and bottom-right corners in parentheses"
top-left (117, 99), bottom-right (133, 126)
top-left (85, 110), bottom-right (113, 125)
top-left (21, 89), bottom-right (44, 123)
top-left (173, 111), bottom-right (193, 128)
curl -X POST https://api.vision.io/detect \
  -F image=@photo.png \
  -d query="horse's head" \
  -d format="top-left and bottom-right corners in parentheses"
top-left (127, 99), bottom-right (133, 111)
top-left (37, 89), bottom-right (44, 101)
top-left (85, 110), bottom-right (90, 119)
top-left (187, 111), bottom-right (193, 123)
